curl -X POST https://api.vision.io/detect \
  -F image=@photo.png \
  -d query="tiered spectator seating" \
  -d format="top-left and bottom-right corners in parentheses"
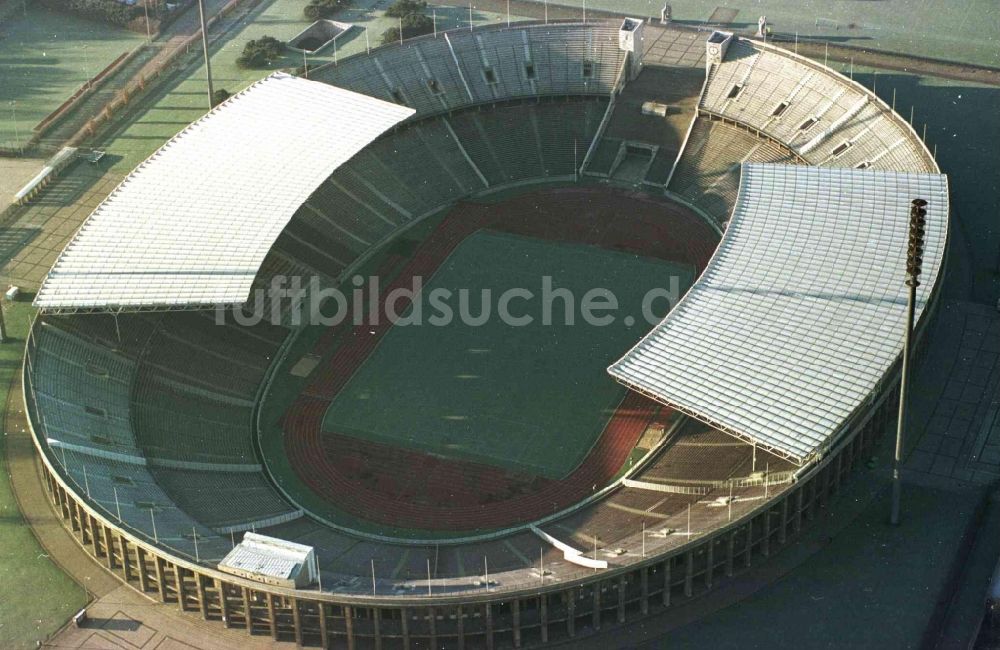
top-left (669, 118), bottom-right (800, 224)
top-left (27, 311), bottom-right (298, 550)
top-left (29, 321), bottom-right (139, 456)
top-left (447, 98), bottom-right (607, 186)
top-left (136, 313), bottom-right (275, 399)
top-left (43, 312), bottom-right (158, 358)
top-left (276, 97), bottom-right (606, 290)
top-left (313, 24), bottom-right (625, 121)
top-left (149, 468), bottom-right (300, 531)
top-left (131, 373), bottom-right (257, 465)
top-left (701, 38), bottom-right (934, 173)
top-left (54, 449), bottom-right (230, 560)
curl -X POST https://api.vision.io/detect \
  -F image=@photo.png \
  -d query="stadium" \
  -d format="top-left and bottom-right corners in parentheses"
top-left (21, 18), bottom-right (949, 649)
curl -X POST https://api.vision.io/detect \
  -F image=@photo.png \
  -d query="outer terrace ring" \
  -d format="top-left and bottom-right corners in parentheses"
top-left (23, 19), bottom-right (949, 649)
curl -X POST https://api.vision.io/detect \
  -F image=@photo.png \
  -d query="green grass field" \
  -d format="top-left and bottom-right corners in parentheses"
top-left (0, 5), bottom-right (144, 149)
top-left (0, 301), bottom-right (88, 648)
top-left (321, 230), bottom-right (694, 479)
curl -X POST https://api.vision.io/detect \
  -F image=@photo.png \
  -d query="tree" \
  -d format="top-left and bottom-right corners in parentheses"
top-left (40, 0), bottom-right (141, 27)
top-left (236, 36), bottom-right (285, 69)
top-left (380, 12), bottom-right (433, 45)
top-left (384, 0), bottom-right (426, 18)
top-left (211, 89), bottom-right (231, 107)
top-left (303, 0), bottom-right (350, 21)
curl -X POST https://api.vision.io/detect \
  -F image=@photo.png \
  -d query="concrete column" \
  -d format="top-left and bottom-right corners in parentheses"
top-left (427, 606), bottom-right (436, 650)
top-left (318, 602), bottom-right (329, 648)
top-left (662, 561), bottom-right (671, 607)
top-left (705, 540), bottom-right (715, 588)
top-left (344, 605), bottom-right (355, 650)
top-left (176, 565), bottom-right (187, 611)
top-left (243, 587), bottom-right (254, 634)
top-left (120, 535), bottom-right (133, 581)
top-left (485, 602), bottom-right (494, 650)
top-left (71, 502), bottom-right (82, 537)
top-left (512, 598), bottom-right (522, 648)
top-left (154, 556), bottom-right (168, 602)
top-left (795, 489), bottom-right (804, 533)
top-left (102, 525), bottom-right (116, 570)
top-left (684, 551), bottom-right (694, 597)
top-left (373, 607), bottom-right (383, 650)
top-left (218, 580), bottom-right (231, 628)
top-left (89, 514), bottom-right (101, 554)
top-left (834, 453), bottom-right (843, 494)
top-left (762, 511), bottom-right (771, 557)
top-left (540, 595), bottom-right (549, 644)
top-left (592, 586), bottom-right (601, 630)
top-left (46, 471), bottom-right (57, 504)
top-left (290, 598), bottom-right (302, 646)
top-left (779, 498), bottom-right (789, 545)
top-left (726, 531), bottom-right (736, 577)
top-left (401, 606), bottom-right (410, 650)
top-left (744, 520), bottom-right (753, 568)
top-left (59, 486), bottom-right (70, 519)
top-left (617, 576), bottom-right (626, 623)
top-left (196, 573), bottom-right (209, 619)
top-left (640, 567), bottom-right (649, 615)
top-left (567, 590), bottom-right (576, 637)
top-left (136, 547), bottom-right (150, 592)
top-left (267, 595), bottom-right (278, 640)
top-left (456, 606), bottom-right (464, 650)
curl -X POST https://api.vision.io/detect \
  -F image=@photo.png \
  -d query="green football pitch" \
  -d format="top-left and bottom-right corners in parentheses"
top-left (321, 230), bottom-right (694, 479)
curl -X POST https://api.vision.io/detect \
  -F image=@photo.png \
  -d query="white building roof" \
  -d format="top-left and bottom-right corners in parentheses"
top-left (34, 73), bottom-right (414, 311)
top-left (219, 532), bottom-right (313, 580)
top-left (610, 163), bottom-right (948, 464)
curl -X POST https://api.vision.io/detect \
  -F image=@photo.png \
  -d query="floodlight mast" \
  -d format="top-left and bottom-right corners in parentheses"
top-left (890, 198), bottom-right (927, 526)
top-left (198, 0), bottom-right (215, 110)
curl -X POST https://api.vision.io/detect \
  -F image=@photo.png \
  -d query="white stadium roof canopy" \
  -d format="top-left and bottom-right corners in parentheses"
top-left (34, 73), bottom-right (414, 312)
top-left (610, 163), bottom-right (948, 465)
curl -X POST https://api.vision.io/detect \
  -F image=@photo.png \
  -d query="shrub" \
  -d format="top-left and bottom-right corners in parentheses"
top-left (384, 0), bottom-right (426, 18)
top-left (236, 36), bottom-right (285, 69)
top-left (40, 0), bottom-right (141, 27)
top-left (211, 88), bottom-right (230, 107)
top-left (380, 12), bottom-right (432, 44)
top-left (303, 0), bottom-right (350, 20)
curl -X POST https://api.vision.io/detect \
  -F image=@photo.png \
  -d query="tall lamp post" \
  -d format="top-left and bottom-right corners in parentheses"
top-left (890, 198), bottom-right (927, 526)
top-left (198, 0), bottom-right (215, 110)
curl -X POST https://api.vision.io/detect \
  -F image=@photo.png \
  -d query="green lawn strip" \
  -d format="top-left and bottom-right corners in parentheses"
top-left (0, 300), bottom-right (88, 649)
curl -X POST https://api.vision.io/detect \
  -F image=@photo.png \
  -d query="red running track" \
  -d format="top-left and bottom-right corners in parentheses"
top-left (282, 187), bottom-right (717, 532)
